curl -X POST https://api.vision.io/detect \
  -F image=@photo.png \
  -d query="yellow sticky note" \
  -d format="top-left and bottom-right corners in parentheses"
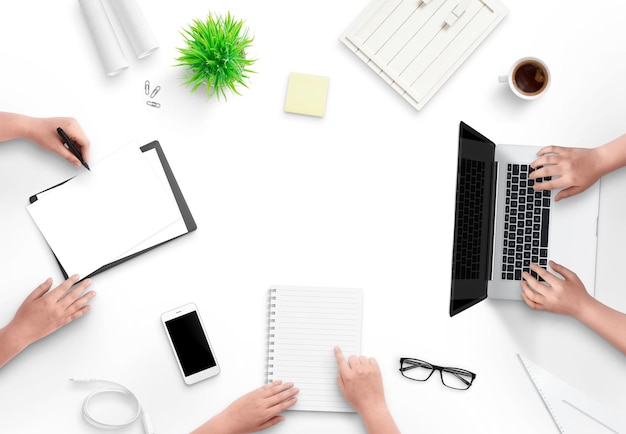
top-left (284, 72), bottom-right (329, 117)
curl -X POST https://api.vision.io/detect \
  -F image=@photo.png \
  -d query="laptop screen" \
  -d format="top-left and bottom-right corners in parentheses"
top-left (449, 122), bottom-right (497, 316)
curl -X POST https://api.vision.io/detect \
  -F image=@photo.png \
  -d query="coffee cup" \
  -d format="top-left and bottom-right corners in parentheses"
top-left (498, 57), bottom-right (550, 100)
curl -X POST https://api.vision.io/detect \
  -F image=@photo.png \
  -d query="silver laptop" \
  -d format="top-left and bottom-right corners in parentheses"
top-left (449, 122), bottom-right (600, 316)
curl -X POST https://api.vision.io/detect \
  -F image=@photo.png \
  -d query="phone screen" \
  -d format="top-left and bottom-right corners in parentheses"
top-left (164, 311), bottom-right (216, 376)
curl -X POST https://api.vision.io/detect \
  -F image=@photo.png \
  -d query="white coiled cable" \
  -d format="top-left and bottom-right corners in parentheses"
top-left (70, 378), bottom-right (154, 433)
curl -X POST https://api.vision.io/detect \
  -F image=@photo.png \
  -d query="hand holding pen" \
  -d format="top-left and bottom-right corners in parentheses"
top-left (51, 118), bottom-right (90, 169)
top-left (57, 126), bottom-right (90, 171)
top-left (0, 114), bottom-right (91, 169)
top-left (12, 115), bottom-right (91, 169)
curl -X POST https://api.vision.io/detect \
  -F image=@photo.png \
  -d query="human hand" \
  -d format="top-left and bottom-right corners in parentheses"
top-left (530, 146), bottom-right (603, 201)
top-left (26, 117), bottom-right (90, 168)
top-left (193, 380), bottom-right (298, 434)
top-left (7, 275), bottom-right (95, 349)
top-left (334, 346), bottom-right (386, 414)
top-left (521, 261), bottom-right (593, 318)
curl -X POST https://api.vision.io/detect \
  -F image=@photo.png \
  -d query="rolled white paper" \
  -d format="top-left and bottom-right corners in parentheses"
top-left (78, 0), bottom-right (129, 77)
top-left (107, 0), bottom-right (158, 59)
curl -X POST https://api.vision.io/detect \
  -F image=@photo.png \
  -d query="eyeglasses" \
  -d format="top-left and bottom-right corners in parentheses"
top-left (399, 358), bottom-right (476, 390)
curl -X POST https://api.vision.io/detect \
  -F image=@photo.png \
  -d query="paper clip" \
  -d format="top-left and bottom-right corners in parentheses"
top-left (144, 80), bottom-right (150, 95)
top-left (146, 101), bottom-right (160, 108)
top-left (150, 85), bottom-right (161, 98)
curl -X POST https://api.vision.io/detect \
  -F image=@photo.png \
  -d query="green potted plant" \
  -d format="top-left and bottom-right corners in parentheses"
top-left (175, 12), bottom-right (257, 100)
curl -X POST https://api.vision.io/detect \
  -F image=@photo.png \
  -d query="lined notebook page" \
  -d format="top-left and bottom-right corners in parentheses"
top-left (267, 286), bottom-right (363, 412)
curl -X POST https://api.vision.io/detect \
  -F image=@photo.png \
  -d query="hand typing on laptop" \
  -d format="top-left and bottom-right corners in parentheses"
top-left (522, 261), bottom-right (591, 316)
top-left (522, 134), bottom-right (626, 355)
top-left (521, 261), bottom-right (626, 355)
top-left (449, 122), bottom-right (598, 315)
top-left (530, 133), bottom-right (626, 201)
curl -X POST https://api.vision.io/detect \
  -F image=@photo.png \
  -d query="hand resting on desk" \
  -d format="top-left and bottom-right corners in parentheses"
top-left (0, 275), bottom-right (95, 368)
top-left (191, 380), bottom-right (299, 434)
top-left (191, 347), bottom-right (401, 434)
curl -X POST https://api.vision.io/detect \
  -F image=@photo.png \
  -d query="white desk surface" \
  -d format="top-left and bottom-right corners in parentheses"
top-left (1, 1), bottom-right (626, 433)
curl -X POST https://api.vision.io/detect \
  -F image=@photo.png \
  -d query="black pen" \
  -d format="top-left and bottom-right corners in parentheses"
top-left (56, 127), bottom-right (90, 171)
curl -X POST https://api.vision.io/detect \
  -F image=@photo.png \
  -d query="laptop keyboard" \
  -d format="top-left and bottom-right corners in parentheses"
top-left (501, 164), bottom-right (551, 281)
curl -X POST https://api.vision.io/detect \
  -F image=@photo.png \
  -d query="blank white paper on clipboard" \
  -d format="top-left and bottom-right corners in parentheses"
top-left (120, 148), bottom-right (188, 257)
top-left (27, 143), bottom-right (181, 278)
top-left (340, 0), bottom-right (509, 110)
top-left (518, 354), bottom-right (626, 434)
top-left (32, 147), bottom-right (189, 260)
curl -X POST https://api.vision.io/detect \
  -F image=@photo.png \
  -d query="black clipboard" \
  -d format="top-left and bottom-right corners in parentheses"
top-left (29, 140), bottom-right (197, 279)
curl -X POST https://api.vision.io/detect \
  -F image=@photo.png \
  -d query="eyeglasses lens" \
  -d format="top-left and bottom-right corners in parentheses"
top-left (400, 359), bottom-right (433, 381)
top-left (441, 368), bottom-right (473, 390)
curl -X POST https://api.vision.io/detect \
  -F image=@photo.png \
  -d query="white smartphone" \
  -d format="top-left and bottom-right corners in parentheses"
top-left (161, 303), bottom-right (220, 385)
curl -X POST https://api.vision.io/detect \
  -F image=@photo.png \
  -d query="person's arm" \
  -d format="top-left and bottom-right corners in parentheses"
top-left (530, 134), bottom-right (626, 201)
top-left (522, 261), bottom-right (626, 355)
top-left (0, 275), bottom-right (95, 368)
top-left (0, 112), bottom-right (90, 167)
top-left (334, 347), bottom-right (401, 434)
top-left (192, 380), bottom-right (298, 434)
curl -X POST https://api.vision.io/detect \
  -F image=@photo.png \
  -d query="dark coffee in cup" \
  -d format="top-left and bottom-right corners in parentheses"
top-left (512, 59), bottom-right (549, 96)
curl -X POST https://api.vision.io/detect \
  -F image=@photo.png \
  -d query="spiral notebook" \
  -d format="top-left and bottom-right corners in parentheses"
top-left (267, 286), bottom-right (363, 412)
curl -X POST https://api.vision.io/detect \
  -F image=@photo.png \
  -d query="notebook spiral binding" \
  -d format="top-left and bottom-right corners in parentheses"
top-left (266, 288), bottom-right (277, 380)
